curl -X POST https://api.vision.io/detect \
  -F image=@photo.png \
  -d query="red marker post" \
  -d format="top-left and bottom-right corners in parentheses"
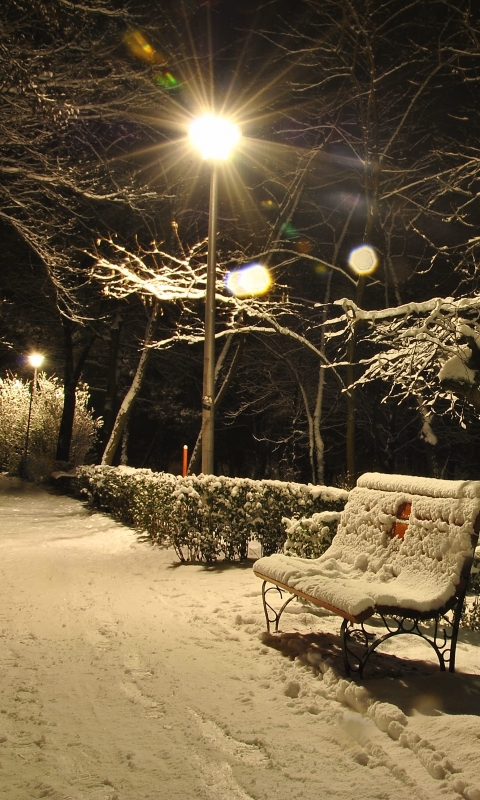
top-left (182, 445), bottom-right (188, 477)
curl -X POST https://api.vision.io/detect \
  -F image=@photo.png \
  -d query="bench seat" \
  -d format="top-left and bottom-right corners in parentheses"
top-left (254, 473), bottom-right (480, 675)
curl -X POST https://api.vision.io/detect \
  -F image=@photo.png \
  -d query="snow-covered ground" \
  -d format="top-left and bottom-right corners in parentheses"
top-left (1, 476), bottom-right (480, 800)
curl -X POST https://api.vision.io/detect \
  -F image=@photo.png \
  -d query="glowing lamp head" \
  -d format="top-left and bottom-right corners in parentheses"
top-left (348, 244), bottom-right (378, 276)
top-left (28, 353), bottom-right (44, 369)
top-left (226, 264), bottom-right (272, 298)
top-left (189, 115), bottom-right (241, 160)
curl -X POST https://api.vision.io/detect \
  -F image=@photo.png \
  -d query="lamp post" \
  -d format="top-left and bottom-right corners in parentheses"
top-left (189, 115), bottom-right (241, 474)
top-left (20, 353), bottom-right (44, 480)
top-left (345, 244), bottom-right (378, 484)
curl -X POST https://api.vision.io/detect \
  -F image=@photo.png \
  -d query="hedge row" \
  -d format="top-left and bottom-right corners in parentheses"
top-left (76, 465), bottom-right (348, 563)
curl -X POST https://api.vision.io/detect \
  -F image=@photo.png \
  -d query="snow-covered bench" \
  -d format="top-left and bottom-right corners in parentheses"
top-left (253, 472), bottom-right (480, 677)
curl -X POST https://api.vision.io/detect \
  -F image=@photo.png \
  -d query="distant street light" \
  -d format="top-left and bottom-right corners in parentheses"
top-left (20, 353), bottom-right (44, 480)
top-left (189, 114), bottom-right (241, 475)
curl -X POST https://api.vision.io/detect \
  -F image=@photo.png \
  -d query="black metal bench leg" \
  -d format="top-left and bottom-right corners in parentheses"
top-left (261, 581), bottom-right (295, 632)
top-left (340, 619), bottom-right (352, 677)
top-left (341, 619), bottom-right (375, 678)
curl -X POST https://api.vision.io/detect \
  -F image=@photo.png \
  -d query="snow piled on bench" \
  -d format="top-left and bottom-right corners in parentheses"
top-left (254, 479), bottom-right (480, 619)
top-left (357, 471), bottom-right (480, 499)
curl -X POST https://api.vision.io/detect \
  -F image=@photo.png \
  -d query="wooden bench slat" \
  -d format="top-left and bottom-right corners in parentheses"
top-left (253, 570), bottom-right (374, 623)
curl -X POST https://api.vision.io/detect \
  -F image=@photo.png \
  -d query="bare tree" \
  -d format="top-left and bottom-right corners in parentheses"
top-left (101, 299), bottom-right (159, 465)
top-left (257, 0), bottom-right (480, 481)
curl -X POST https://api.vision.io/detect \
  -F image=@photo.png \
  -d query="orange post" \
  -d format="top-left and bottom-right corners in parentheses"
top-left (182, 445), bottom-right (188, 477)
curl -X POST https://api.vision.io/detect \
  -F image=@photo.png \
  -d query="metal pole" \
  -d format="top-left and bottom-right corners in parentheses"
top-left (21, 367), bottom-right (37, 479)
top-left (201, 163), bottom-right (218, 474)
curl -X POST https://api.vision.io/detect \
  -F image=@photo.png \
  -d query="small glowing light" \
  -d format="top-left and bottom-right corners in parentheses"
top-left (348, 244), bottom-right (378, 276)
top-left (226, 264), bottom-right (272, 298)
top-left (28, 354), bottom-right (44, 369)
top-left (189, 115), bottom-right (241, 160)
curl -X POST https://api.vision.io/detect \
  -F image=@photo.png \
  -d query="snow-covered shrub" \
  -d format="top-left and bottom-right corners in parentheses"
top-left (461, 545), bottom-right (480, 630)
top-left (282, 511), bottom-right (342, 559)
top-left (469, 546), bottom-right (480, 594)
top-left (462, 596), bottom-right (480, 632)
top-left (0, 374), bottom-right (100, 481)
top-left (77, 465), bottom-right (348, 563)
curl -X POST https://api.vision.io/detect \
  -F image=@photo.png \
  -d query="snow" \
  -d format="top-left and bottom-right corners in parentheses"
top-left (439, 353), bottom-right (477, 388)
top-left (356, 472), bottom-right (480, 500)
top-left (1, 476), bottom-right (480, 800)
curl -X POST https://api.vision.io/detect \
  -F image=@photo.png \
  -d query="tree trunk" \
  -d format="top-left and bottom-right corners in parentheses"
top-left (101, 302), bottom-right (159, 466)
top-left (101, 310), bottom-right (123, 445)
top-left (55, 317), bottom-right (95, 464)
top-left (313, 361), bottom-right (326, 485)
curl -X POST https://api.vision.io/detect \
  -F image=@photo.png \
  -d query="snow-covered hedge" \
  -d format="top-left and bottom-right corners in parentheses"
top-left (77, 465), bottom-right (348, 562)
top-left (282, 511), bottom-right (342, 559)
top-left (462, 546), bottom-right (480, 631)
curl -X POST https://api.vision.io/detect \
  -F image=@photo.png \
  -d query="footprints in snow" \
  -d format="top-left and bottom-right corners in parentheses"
top-left (189, 709), bottom-right (269, 800)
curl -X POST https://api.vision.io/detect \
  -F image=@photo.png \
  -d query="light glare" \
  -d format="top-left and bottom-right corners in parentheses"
top-left (226, 264), bottom-right (272, 297)
top-left (189, 115), bottom-right (241, 160)
top-left (348, 244), bottom-right (378, 276)
top-left (28, 353), bottom-right (44, 368)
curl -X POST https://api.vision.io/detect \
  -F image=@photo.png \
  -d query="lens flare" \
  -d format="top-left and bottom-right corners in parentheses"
top-left (226, 264), bottom-right (272, 297)
top-left (124, 29), bottom-right (167, 66)
top-left (153, 71), bottom-right (180, 91)
top-left (348, 244), bottom-right (378, 276)
top-left (295, 239), bottom-right (313, 254)
top-left (281, 222), bottom-right (297, 239)
top-left (259, 198), bottom-right (278, 210)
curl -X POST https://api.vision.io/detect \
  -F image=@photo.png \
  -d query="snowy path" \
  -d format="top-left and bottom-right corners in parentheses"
top-left (1, 477), bottom-right (480, 800)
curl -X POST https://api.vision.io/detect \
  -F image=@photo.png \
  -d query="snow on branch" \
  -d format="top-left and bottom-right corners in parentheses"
top-left (90, 237), bottom-right (211, 303)
top-left (329, 293), bottom-right (480, 414)
top-left (336, 295), bottom-right (480, 324)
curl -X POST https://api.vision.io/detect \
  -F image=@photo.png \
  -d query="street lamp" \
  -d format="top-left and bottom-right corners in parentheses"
top-left (189, 114), bottom-right (241, 474)
top-left (20, 353), bottom-right (44, 480)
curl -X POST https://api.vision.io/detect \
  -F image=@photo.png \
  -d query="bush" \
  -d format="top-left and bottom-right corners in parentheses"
top-left (77, 465), bottom-right (348, 563)
top-left (462, 546), bottom-right (480, 631)
top-left (0, 373), bottom-right (100, 481)
top-left (282, 511), bottom-right (342, 559)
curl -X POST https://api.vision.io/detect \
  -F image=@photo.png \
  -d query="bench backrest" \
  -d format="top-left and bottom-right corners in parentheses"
top-left (329, 473), bottom-right (480, 607)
